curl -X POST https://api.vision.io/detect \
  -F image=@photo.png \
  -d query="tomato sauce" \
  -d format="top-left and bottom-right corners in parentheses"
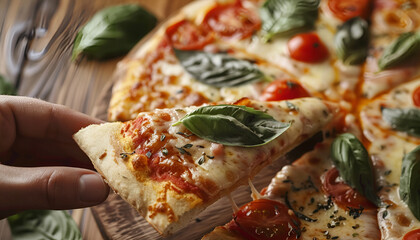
top-left (322, 168), bottom-right (376, 210)
top-left (227, 199), bottom-right (301, 240)
top-left (122, 115), bottom-right (210, 200)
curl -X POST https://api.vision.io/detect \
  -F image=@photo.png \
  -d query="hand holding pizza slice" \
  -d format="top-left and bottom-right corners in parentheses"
top-left (74, 98), bottom-right (337, 235)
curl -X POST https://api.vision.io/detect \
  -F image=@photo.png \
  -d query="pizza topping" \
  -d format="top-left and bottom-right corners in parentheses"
top-left (322, 168), bottom-right (376, 210)
top-left (378, 32), bottom-right (420, 70)
top-left (382, 108), bottom-right (420, 137)
top-left (203, 0), bottom-right (261, 39)
top-left (165, 19), bottom-right (213, 50)
top-left (174, 49), bottom-right (265, 87)
top-left (260, 79), bottom-right (310, 101)
top-left (259, 0), bottom-right (320, 41)
top-left (399, 145), bottom-right (420, 221)
top-left (287, 32), bottom-right (329, 63)
top-left (230, 199), bottom-right (301, 240)
top-left (413, 86), bottom-right (420, 107)
top-left (330, 133), bottom-right (380, 206)
top-left (403, 229), bottom-right (420, 240)
top-left (327, 0), bottom-right (371, 21)
top-left (174, 104), bottom-right (291, 147)
top-left (335, 17), bottom-right (369, 65)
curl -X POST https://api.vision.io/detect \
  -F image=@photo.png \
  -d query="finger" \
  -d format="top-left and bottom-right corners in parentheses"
top-left (0, 96), bottom-right (103, 152)
top-left (0, 165), bottom-right (109, 218)
top-left (8, 136), bottom-right (94, 169)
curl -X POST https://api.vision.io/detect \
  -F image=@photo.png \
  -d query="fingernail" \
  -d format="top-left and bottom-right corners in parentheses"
top-left (79, 174), bottom-right (108, 203)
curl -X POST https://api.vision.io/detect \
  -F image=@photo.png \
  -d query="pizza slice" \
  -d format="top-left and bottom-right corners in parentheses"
top-left (362, 0), bottom-right (420, 98)
top-left (74, 98), bottom-right (337, 236)
top-left (360, 78), bottom-right (420, 239)
top-left (203, 135), bottom-right (382, 240)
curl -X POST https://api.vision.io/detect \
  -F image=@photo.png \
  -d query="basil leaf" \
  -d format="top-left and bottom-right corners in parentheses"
top-left (72, 4), bottom-right (157, 60)
top-left (335, 17), bottom-right (369, 65)
top-left (0, 75), bottom-right (16, 95)
top-left (331, 133), bottom-right (380, 206)
top-left (174, 49), bottom-right (265, 88)
top-left (382, 108), bottom-right (420, 137)
top-left (259, 0), bottom-right (320, 41)
top-left (399, 145), bottom-right (420, 221)
top-left (8, 210), bottom-right (82, 240)
top-left (174, 105), bottom-right (290, 147)
top-left (378, 32), bottom-right (420, 70)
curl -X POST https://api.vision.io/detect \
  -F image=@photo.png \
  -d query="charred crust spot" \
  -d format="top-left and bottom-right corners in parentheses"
top-left (99, 151), bottom-right (107, 160)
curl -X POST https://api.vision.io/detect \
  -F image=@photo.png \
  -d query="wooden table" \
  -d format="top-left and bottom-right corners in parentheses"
top-left (0, 0), bottom-right (192, 239)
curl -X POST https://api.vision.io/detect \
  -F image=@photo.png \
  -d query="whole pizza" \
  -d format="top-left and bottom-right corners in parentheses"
top-left (75, 0), bottom-right (420, 239)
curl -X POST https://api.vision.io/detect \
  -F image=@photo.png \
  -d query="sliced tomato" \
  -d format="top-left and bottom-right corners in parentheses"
top-left (413, 86), bottom-right (420, 108)
top-left (203, 0), bottom-right (261, 39)
top-left (288, 32), bottom-right (329, 63)
top-left (322, 168), bottom-right (376, 209)
top-left (260, 79), bottom-right (311, 101)
top-left (328, 0), bottom-right (372, 21)
top-left (403, 229), bottom-right (420, 240)
top-left (165, 19), bottom-right (213, 50)
top-left (229, 199), bottom-right (300, 240)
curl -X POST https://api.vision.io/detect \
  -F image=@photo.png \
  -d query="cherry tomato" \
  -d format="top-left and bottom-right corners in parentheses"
top-left (413, 86), bottom-right (420, 107)
top-left (165, 20), bottom-right (213, 50)
top-left (328, 0), bottom-right (371, 21)
top-left (260, 79), bottom-right (310, 101)
top-left (288, 33), bottom-right (329, 63)
top-left (203, 1), bottom-right (261, 39)
top-left (403, 229), bottom-right (420, 240)
top-left (322, 168), bottom-right (376, 209)
top-left (229, 199), bottom-right (300, 240)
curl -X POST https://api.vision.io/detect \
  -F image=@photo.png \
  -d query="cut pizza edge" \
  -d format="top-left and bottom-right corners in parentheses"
top-left (74, 98), bottom-right (339, 236)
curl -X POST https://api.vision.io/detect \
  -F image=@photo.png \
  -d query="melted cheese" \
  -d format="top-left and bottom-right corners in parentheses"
top-left (224, 8), bottom-right (361, 100)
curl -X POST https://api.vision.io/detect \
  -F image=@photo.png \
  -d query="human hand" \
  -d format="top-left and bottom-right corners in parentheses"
top-left (0, 96), bottom-right (109, 219)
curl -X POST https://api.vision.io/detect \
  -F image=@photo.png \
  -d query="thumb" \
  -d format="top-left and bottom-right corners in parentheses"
top-left (0, 165), bottom-right (109, 218)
